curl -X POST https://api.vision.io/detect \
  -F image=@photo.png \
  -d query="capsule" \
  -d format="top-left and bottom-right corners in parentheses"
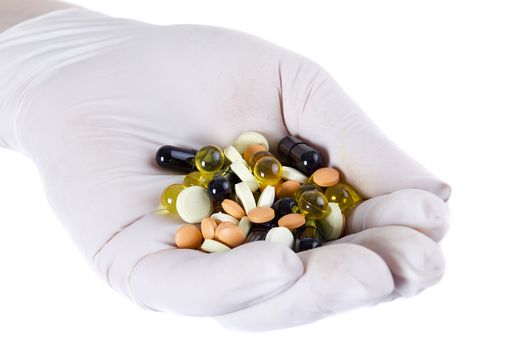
top-left (195, 144), bottom-right (225, 174)
top-left (277, 135), bottom-right (323, 176)
top-left (296, 189), bottom-right (331, 220)
top-left (160, 184), bottom-right (186, 214)
top-left (293, 219), bottom-right (323, 252)
top-left (272, 197), bottom-right (299, 221)
top-left (325, 183), bottom-right (363, 213)
top-left (207, 167), bottom-right (242, 202)
top-left (253, 155), bottom-right (283, 186)
top-left (156, 145), bottom-right (198, 172)
top-left (183, 171), bottom-right (212, 188)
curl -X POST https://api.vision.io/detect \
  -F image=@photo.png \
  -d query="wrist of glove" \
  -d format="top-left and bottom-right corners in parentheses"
top-left (0, 8), bottom-right (451, 332)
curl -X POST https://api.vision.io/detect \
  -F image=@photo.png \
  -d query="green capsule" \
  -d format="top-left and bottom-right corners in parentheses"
top-left (195, 145), bottom-right (225, 174)
top-left (324, 183), bottom-right (362, 213)
top-left (160, 184), bottom-right (186, 214)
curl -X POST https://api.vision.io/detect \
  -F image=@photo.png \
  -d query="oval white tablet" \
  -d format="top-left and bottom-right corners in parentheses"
top-left (319, 202), bottom-right (344, 240)
top-left (176, 186), bottom-right (212, 223)
top-left (238, 216), bottom-right (252, 236)
top-left (230, 160), bottom-right (260, 192)
top-left (265, 226), bottom-right (294, 249)
top-left (201, 239), bottom-right (231, 253)
top-left (224, 145), bottom-right (244, 163)
top-left (210, 212), bottom-right (240, 225)
top-left (257, 185), bottom-right (275, 208)
top-left (233, 131), bottom-right (269, 155)
top-left (282, 166), bottom-right (308, 183)
top-left (235, 181), bottom-right (257, 213)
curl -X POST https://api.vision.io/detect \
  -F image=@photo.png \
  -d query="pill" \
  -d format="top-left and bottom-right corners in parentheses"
top-left (230, 160), bottom-right (259, 192)
top-left (200, 217), bottom-right (217, 240)
top-left (175, 224), bottom-right (203, 249)
top-left (340, 214), bottom-right (347, 237)
top-left (214, 221), bottom-right (237, 239)
top-left (156, 145), bottom-right (198, 172)
top-left (257, 185), bottom-right (275, 208)
top-left (277, 135), bottom-right (323, 176)
top-left (235, 181), bottom-right (257, 213)
top-left (207, 174), bottom-right (232, 202)
top-left (296, 189), bottom-right (330, 220)
top-left (201, 239), bottom-right (231, 253)
top-left (223, 145), bottom-right (244, 163)
top-left (238, 216), bottom-right (252, 236)
top-left (243, 144), bottom-right (267, 163)
top-left (325, 183), bottom-right (362, 213)
top-left (312, 167), bottom-right (340, 187)
top-left (183, 171), bottom-right (212, 188)
top-left (318, 202), bottom-right (344, 240)
top-left (194, 144), bottom-right (225, 174)
top-left (245, 224), bottom-right (270, 242)
top-left (272, 197), bottom-right (299, 220)
top-left (210, 212), bottom-right (239, 225)
top-left (275, 180), bottom-right (301, 199)
top-left (278, 213), bottom-right (306, 230)
top-left (265, 227), bottom-right (294, 249)
top-left (234, 131), bottom-right (269, 155)
top-left (253, 156), bottom-right (283, 186)
top-left (281, 166), bottom-right (308, 183)
top-left (294, 220), bottom-right (323, 252)
top-left (248, 150), bottom-right (273, 170)
top-left (247, 207), bottom-right (275, 223)
top-left (160, 183), bottom-right (186, 214)
top-left (176, 186), bottom-right (213, 223)
top-left (221, 199), bottom-right (246, 219)
top-left (296, 238), bottom-right (322, 252)
top-left (216, 224), bottom-right (246, 248)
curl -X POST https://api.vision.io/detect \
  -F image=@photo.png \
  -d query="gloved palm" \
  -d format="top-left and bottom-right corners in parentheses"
top-left (0, 8), bottom-right (451, 332)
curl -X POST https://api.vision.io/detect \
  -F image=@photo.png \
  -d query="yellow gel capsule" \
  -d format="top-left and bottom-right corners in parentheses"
top-left (297, 189), bottom-right (331, 220)
top-left (325, 183), bottom-right (362, 213)
top-left (183, 171), bottom-right (212, 188)
top-left (195, 145), bottom-right (225, 174)
top-left (249, 150), bottom-right (273, 170)
top-left (253, 156), bottom-right (283, 186)
top-left (161, 184), bottom-right (186, 214)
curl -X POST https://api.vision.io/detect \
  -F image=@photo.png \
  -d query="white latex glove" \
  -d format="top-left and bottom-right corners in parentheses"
top-left (0, 8), bottom-right (451, 332)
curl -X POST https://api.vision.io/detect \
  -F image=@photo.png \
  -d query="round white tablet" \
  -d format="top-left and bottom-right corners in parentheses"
top-left (233, 131), bottom-right (269, 155)
top-left (265, 227), bottom-right (294, 249)
top-left (282, 166), bottom-right (308, 183)
top-left (200, 239), bottom-right (231, 253)
top-left (230, 160), bottom-right (259, 192)
top-left (210, 212), bottom-right (239, 225)
top-left (235, 181), bottom-right (257, 213)
top-left (224, 145), bottom-right (244, 163)
top-left (238, 216), bottom-right (252, 236)
top-left (176, 186), bottom-right (212, 223)
top-left (257, 185), bottom-right (275, 208)
top-left (319, 202), bottom-right (344, 240)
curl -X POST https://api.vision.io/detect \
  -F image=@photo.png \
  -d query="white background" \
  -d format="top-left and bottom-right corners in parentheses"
top-left (1, 0), bottom-right (524, 349)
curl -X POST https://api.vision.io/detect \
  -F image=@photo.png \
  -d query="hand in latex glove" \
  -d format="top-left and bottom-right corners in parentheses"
top-left (0, 8), bottom-right (451, 332)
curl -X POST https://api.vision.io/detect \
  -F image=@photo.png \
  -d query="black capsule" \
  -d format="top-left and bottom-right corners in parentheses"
top-left (277, 135), bottom-right (323, 176)
top-left (207, 176), bottom-right (232, 202)
top-left (296, 238), bottom-right (323, 252)
top-left (272, 197), bottom-right (299, 220)
top-left (246, 224), bottom-right (273, 242)
top-left (156, 145), bottom-right (198, 172)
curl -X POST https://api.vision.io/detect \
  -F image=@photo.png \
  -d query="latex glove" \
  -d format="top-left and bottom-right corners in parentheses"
top-left (0, 8), bottom-right (451, 332)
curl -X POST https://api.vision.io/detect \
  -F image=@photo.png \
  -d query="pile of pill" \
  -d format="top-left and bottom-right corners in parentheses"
top-left (156, 132), bottom-right (362, 253)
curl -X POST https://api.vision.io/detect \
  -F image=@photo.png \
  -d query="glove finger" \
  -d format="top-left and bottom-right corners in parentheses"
top-left (278, 52), bottom-right (451, 201)
top-left (325, 226), bottom-right (445, 297)
top-left (93, 210), bottom-right (304, 316)
top-left (347, 188), bottom-right (451, 241)
top-left (213, 243), bottom-right (394, 332)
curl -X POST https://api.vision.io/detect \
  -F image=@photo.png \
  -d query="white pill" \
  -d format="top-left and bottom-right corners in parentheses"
top-left (238, 216), bottom-right (252, 236)
top-left (230, 160), bottom-right (259, 192)
top-left (257, 185), bottom-right (275, 208)
top-left (224, 145), bottom-right (244, 163)
top-left (282, 166), bottom-right (308, 183)
top-left (176, 186), bottom-right (212, 223)
top-left (201, 239), bottom-right (231, 253)
top-left (233, 131), bottom-right (269, 155)
top-left (235, 181), bottom-right (257, 213)
top-left (265, 227), bottom-right (294, 249)
top-left (210, 212), bottom-right (239, 225)
top-left (319, 202), bottom-right (344, 240)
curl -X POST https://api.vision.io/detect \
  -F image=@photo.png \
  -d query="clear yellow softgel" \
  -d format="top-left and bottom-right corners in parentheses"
top-left (183, 171), bottom-right (212, 188)
top-left (195, 145), bottom-right (225, 174)
top-left (324, 183), bottom-right (362, 213)
top-left (161, 184), bottom-right (186, 214)
top-left (297, 189), bottom-right (331, 220)
top-left (253, 155), bottom-right (283, 186)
